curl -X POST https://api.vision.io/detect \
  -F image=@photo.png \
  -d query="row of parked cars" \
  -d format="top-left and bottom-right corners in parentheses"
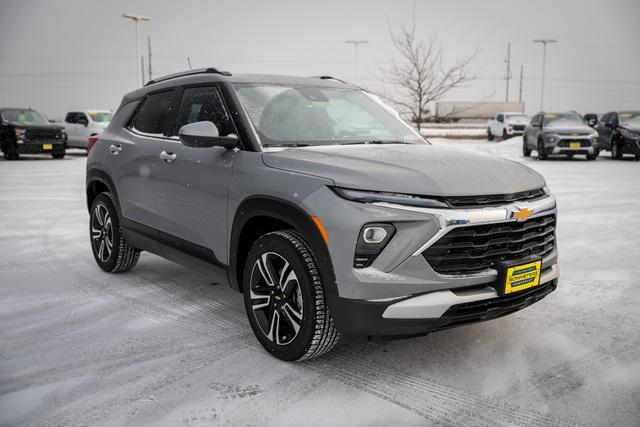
top-left (487, 111), bottom-right (640, 161)
top-left (0, 108), bottom-right (112, 160)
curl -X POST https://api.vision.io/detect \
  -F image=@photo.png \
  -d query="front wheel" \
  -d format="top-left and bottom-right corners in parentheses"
top-left (586, 149), bottom-right (599, 161)
top-left (487, 128), bottom-right (494, 141)
top-left (243, 231), bottom-right (339, 361)
top-left (89, 193), bottom-right (140, 272)
top-left (537, 140), bottom-right (548, 160)
top-left (522, 141), bottom-right (531, 157)
top-left (611, 141), bottom-right (622, 159)
top-left (3, 144), bottom-right (19, 160)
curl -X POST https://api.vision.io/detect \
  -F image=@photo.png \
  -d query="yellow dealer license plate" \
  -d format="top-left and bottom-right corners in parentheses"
top-left (42, 144), bottom-right (53, 150)
top-left (569, 142), bottom-right (582, 149)
top-left (504, 260), bottom-right (542, 294)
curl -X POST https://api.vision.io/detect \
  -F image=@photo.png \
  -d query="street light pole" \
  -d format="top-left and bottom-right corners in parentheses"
top-left (533, 39), bottom-right (557, 111)
top-left (122, 13), bottom-right (151, 87)
top-left (345, 40), bottom-right (368, 83)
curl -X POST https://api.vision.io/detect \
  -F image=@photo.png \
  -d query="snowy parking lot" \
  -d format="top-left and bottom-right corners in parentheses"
top-left (1, 138), bottom-right (639, 426)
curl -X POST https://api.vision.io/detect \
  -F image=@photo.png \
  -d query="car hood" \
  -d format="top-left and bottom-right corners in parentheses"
top-left (8, 122), bottom-right (64, 132)
top-left (544, 125), bottom-right (593, 134)
top-left (505, 118), bottom-right (529, 125)
top-left (621, 125), bottom-right (640, 133)
top-left (262, 144), bottom-right (545, 197)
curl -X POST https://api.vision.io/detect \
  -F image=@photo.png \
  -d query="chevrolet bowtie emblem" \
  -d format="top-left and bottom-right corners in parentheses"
top-left (514, 207), bottom-right (533, 222)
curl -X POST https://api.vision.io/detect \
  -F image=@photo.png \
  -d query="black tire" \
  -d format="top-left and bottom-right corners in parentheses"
top-left (243, 230), bottom-right (339, 361)
top-left (52, 149), bottom-right (65, 159)
top-left (611, 140), bottom-right (622, 159)
top-left (586, 149), bottom-right (599, 161)
top-left (537, 140), bottom-right (548, 160)
top-left (522, 141), bottom-right (531, 157)
top-left (3, 144), bottom-right (19, 160)
top-left (502, 129), bottom-right (508, 140)
top-left (487, 128), bottom-right (494, 141)
top-left (89, 192), bottom-right (140, 273)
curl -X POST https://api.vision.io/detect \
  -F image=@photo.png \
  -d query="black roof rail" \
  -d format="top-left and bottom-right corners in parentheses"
top-left (311, 75), bottom-right (349, 85)
top-left (145, 67), bottom-right (232, 86)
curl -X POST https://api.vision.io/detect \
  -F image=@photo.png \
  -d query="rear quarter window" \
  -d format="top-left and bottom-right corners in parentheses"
top-left (129, 90), bottom-right (175, 136)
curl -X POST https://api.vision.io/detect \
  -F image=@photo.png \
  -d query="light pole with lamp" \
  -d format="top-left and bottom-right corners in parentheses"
top-left (122, 13), bottom-right (151, 87)
top-left (533, 39), bottom-right (557, 110)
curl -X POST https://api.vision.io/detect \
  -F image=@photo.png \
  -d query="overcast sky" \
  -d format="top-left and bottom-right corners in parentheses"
top-left (1, 0), bottom-right (639, 119)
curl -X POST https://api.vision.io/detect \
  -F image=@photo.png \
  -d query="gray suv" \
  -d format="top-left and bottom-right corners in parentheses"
top-left (523, 111), bottom-right (599, 160)
top-left (86, 68), bottom-right (560, 361)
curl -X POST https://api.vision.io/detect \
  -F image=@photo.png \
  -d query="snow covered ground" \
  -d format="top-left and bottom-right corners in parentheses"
top-left (1, 140), bottom-right (639, 426)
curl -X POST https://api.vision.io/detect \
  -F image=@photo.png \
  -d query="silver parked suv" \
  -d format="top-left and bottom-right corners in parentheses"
top-left (86, 68), bottom-right (559, 361)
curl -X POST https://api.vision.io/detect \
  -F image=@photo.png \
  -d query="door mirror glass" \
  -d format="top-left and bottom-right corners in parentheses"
top-left (178, 121), bottom-right (238, 149)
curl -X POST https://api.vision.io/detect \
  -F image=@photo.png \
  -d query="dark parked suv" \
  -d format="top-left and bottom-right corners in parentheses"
top-left (595, 111), bottom-right (640, 160)
top-left (86, 68), bottom-right (559, 361)
top-left (0, 108), bottom-right (67, 160)
top-left (523, 111), bottom-right (599, 160)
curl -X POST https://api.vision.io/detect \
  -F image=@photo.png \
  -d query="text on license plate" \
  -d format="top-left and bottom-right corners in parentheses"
top-left (505, 260), bottom-right (542, 294)
top-left (42, 144), bottom-right (53, 150)
top-left (569, 142), bottom-right (582, 149)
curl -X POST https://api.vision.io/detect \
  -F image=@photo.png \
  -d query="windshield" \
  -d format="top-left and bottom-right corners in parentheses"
top-left (1, 109), bottom-right (49, 125)
top-left (619, 112), bottom-right (640, 126)
top-left (543, 113), bottom-right (586, 127)
top-left (88, 111), bottom-right (112, 123)
top-left (234, 84), bottom-right (425, 147)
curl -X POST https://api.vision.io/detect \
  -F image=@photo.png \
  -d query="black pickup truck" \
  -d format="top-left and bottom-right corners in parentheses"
top-left (0, 108), bottom-right (67, 160)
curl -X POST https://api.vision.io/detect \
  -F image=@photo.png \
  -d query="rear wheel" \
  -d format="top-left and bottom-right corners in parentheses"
top-left (89, 193), bottom-right (140, 273)
top-left (243, 230), bottom-right (339, 361)
top-left (487, 128), bottom-right (494, 141)
top-left (502, 129), bottom-right (508, 140)
top-left (537, 140), bottom-right (548, 160)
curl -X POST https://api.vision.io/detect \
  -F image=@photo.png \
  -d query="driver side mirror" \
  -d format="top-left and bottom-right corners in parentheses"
top-left (584, 114), bottom-right (598, 128)
top-left (178, 121), bottom-right (238, 149)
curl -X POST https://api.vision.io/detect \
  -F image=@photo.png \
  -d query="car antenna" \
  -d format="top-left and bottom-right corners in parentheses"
top-left (187, 57), bottom-right (193, 70)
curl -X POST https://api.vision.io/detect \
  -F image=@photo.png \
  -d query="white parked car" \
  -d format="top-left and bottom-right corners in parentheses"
top-left (63, 110), bottom-right (112, 149)
top-left (487, 112), bottom-right (530, 141)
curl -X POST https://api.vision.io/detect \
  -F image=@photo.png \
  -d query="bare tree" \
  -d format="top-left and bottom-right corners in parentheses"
top-left (379, 13), bottom-right (477, 130)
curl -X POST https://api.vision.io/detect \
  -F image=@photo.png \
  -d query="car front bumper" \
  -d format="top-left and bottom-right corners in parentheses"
top-left (303, 187), bottom-right (559, 337)
top-left (17, 140), bottom-right (66, 154)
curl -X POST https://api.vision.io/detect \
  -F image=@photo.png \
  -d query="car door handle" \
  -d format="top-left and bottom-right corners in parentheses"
top-left (109, 144), bottom-right (122, 155)
top-left (160, 151), bottom-right (177, 163)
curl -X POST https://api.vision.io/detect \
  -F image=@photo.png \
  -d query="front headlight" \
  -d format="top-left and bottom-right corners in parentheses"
top-left (14, 128), bottom-right (26, 139)
top-left (545, 134), bottom-right (557, 143)
top-left (331, 187), bottom-right (449, 208)
top-left (589, 131), bottom-right (598, 139)
top-left (621, 128), bottom-right (640, 139)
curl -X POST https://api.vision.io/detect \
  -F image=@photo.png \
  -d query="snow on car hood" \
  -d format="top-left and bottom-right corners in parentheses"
top-left (544, 125), bottom-right (593, 134)
top-left (262, 144), bottom-right (546, 197)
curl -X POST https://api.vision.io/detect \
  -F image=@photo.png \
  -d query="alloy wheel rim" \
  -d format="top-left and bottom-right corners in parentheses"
top-left (249, 252), bottom-right (304, 345)
top-left (91, 204), bottom-right (114, 263)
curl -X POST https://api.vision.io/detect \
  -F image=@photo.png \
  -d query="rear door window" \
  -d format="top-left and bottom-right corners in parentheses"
top-left (130, 90), bottom-right (175, 136)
